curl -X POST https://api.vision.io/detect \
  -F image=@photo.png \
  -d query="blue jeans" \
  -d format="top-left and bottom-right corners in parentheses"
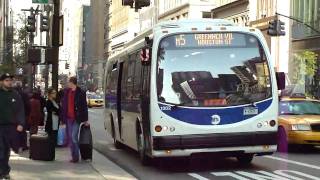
top-left (66, 120), bottom-right (80, 161)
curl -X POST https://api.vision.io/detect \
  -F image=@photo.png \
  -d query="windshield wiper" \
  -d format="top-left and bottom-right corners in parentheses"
top-left (241, 95), bottom-right (256, 107)
top-left (280, 113), bottom-right (300, 115)
top-left (300, 113), bottom-right (320, 115)
top-left (171, 102), bottom-right (186, 109)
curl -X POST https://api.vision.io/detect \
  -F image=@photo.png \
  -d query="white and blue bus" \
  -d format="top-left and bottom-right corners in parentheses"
top-left (104, 19), bottom-right (284, 165)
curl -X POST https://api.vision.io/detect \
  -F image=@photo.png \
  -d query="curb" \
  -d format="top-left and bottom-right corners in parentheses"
top-left (91, 150), bottom-right (137, 180)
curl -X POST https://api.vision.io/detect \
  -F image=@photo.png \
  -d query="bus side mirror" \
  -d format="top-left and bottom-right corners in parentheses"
top-left (140, 48), bottom-right (151, 66)
top-left (276, 72), bottom-right (285, 90)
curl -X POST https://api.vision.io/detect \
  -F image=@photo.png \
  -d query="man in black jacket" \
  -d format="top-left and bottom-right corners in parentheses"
top-left (0, 73), bottom-right (25, 179)
top-left (61, 77), bottom-right (88, 163)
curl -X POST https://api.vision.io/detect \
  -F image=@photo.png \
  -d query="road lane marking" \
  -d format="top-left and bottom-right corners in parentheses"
top-left (211, 172), bottom-right (249, 180)
top-left (191, 170), bottom-right (320, 180)
top-left (188, 173), bottom-right (210, 180)
top-left (265, 155), bottom-right (320, 170)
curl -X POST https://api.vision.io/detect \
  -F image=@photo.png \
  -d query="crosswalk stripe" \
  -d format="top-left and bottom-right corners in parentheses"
top-left (188, 173), bottom-right (210, 180)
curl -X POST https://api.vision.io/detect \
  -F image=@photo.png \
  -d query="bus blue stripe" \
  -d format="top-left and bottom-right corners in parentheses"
top-left (158, 99), bottom-right (273, 125)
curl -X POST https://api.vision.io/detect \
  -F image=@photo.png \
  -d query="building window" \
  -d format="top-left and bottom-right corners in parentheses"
top-left (202, 12), bottom-right (211, 18)
top-left (257, 0), bottom-right (274, 19)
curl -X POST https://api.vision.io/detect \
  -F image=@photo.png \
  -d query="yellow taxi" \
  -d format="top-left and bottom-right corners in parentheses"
top-left (87, 94), bottom-right (104, 108)
top-left (277, 95), bottom-right (320, 152)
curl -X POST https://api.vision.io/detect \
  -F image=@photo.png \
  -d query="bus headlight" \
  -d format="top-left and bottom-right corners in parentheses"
top-left (291, 124), bottom-right (311, 131)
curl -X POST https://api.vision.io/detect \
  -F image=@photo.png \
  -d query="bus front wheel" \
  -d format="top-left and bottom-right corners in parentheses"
top-left (137, 131), bottom-right (151, 166)
top-left (236, 154), bottom-right (254, 165)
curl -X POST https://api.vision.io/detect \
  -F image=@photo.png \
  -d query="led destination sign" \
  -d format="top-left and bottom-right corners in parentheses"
top-left (168, 33), bottom-right (247, 48)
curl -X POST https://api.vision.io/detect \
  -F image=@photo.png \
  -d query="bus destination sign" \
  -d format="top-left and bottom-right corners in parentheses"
top-left (175, 33), bottom-right (236, 47)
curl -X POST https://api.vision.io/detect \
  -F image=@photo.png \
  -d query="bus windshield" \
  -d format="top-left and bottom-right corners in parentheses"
top-left (157, 32), bottom-right (272, 107)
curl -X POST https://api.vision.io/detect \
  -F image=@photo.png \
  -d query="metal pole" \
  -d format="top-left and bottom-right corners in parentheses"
top-left (52, 0), bottom-right (60, 91)
top-left (44, 5), bottom-right (50, 93)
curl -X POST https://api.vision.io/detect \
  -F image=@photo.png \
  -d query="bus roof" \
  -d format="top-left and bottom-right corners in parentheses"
top-left (108, 19), bottom-right (263, 61)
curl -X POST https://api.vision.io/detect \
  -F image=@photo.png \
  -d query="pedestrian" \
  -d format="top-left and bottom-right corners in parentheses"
top-left (0, 73), bottom-right (25, 179)
top-left (45, 88), bottom-right (60, 147)
top-left (61, 77), bottom-right (89, 163)
top-left (14, 82), bottom-right (30, 151)
top-left (28, 92), bottom-right (42, 135)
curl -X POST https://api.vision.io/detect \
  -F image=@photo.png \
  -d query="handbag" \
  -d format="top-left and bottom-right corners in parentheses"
top-left (57, 124), bottom-right (67, 146)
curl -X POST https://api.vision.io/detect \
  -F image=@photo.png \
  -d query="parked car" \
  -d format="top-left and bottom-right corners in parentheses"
top-left (87, 94), bottom-right (104, 108)
top-left (277, 95), bottom-right (320, 152)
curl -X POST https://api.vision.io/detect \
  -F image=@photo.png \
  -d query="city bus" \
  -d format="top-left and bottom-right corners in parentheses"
top-left (104, 19), bottom-right (285, 165)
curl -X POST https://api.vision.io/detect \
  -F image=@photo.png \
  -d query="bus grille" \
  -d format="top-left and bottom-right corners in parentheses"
top-left (311, 124), bottom-right (320, 132)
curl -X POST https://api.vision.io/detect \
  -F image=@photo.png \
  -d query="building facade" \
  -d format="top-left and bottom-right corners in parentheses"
top-left (108, 0), bottom-right (140, 55)
top-left (158, 0), bottom-right (216, 21)
top-left (0, 0), bottom-right (13, 65)
top-left (211, 0), bottom-right (249, 27)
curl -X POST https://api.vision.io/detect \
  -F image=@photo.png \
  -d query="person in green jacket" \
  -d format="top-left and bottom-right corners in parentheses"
top-left (0, 73), bottom-right (25, 180)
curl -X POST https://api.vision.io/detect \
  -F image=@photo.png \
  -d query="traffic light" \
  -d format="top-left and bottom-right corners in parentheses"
top-left (27, 13), bottom-right (36, 32)
top-left (122, 0), bottom-right (134, 7)
top-left (277, 20), bottom-right (285, 36)
top-left (134, 0), bottom-right (150, 10)
top-left (40, 14), bottom-right (50, 32)
top-left (267, 20), bottom-right (277, 36)
top-left (267, 19), bottom-right (285, 36)
top-left (65, 63), bottom-right (69, 69)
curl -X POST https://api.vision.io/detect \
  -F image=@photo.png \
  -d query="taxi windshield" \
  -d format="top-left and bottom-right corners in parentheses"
top-left (279, 100), bottom-right (320, 115)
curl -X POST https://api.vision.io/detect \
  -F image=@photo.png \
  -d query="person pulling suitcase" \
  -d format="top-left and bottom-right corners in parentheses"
top-left (61, 77), bottom-right (89, 163)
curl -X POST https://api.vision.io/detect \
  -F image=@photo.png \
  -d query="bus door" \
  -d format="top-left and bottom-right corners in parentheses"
top-left (117, 62), bottom-right (124, 139)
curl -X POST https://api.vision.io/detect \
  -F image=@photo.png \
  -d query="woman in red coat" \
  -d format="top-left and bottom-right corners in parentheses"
top-left (28, 92), bottom-right (42, 135)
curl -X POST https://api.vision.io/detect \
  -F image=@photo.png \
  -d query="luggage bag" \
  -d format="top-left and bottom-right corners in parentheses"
top-left (29, 134), bottom-right (55, 161)
top-left (79, 124), bottom-right (92, 160)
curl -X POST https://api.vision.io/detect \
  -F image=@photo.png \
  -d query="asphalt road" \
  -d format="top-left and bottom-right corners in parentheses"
top-left (89, 108), bottom-right (320, 180)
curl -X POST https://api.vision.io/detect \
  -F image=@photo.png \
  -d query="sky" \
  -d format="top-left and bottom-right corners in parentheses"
top-left (11, 0), bottom-right (33, 13)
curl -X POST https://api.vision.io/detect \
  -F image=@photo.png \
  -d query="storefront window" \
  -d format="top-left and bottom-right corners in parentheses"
top-left (292, 0), bottom-right (320, 39)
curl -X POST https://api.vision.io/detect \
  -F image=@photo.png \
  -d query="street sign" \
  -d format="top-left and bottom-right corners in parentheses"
top-left (32, 0), bottom-right (48, 4)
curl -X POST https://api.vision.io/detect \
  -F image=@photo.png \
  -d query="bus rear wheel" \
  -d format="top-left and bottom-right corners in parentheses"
top-left (137, 131), bottom-right (151, 166)
top-left (236, 154), bottom-right (254, 165)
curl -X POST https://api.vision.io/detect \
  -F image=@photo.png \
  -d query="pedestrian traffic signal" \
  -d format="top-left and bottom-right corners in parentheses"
top-left (65, 63), bottom-right (69, 69)
top-left (267, 19), bottom-right (285, 36)
top-left (122, 0), bottom-right (134, 7)
top-left (27, 14), bottom-right (36, 32)
top-left (40, 14), bottom-right (50, 32)
top-left (134, 0), bottom-right (150, 10)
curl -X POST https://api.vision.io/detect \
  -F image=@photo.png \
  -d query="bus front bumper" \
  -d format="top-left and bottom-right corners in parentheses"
top-left (151, 131), bottom-right (277, 157)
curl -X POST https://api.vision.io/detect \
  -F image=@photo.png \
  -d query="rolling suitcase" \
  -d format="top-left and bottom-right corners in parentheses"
top-left (29, 133), bottom-right (55, 161)
top-left (79, 124), bottom-right (92, 160)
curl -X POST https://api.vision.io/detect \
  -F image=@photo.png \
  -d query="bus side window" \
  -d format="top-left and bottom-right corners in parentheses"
top-left (134, 53), bottom-right (142, 99)
top-left (127, 58), bottom-right (135, 100)
top-left (109, 68), bottom-right (118, 96)
top-left (121, 60), bottom-right (129, 100)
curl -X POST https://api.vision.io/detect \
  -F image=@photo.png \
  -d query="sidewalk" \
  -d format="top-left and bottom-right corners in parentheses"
top-left (9, 147), bottom-right (137, 180)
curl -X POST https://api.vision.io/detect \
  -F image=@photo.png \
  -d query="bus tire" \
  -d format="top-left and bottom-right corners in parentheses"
top-left (236, 154), bottom-right (254, 165)
top-left (137, 129), bottom-right (151, 166)
top-left (277, 126), bottom-right (288, 152)
top-left (111, 119), bottom-right (122, 149)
